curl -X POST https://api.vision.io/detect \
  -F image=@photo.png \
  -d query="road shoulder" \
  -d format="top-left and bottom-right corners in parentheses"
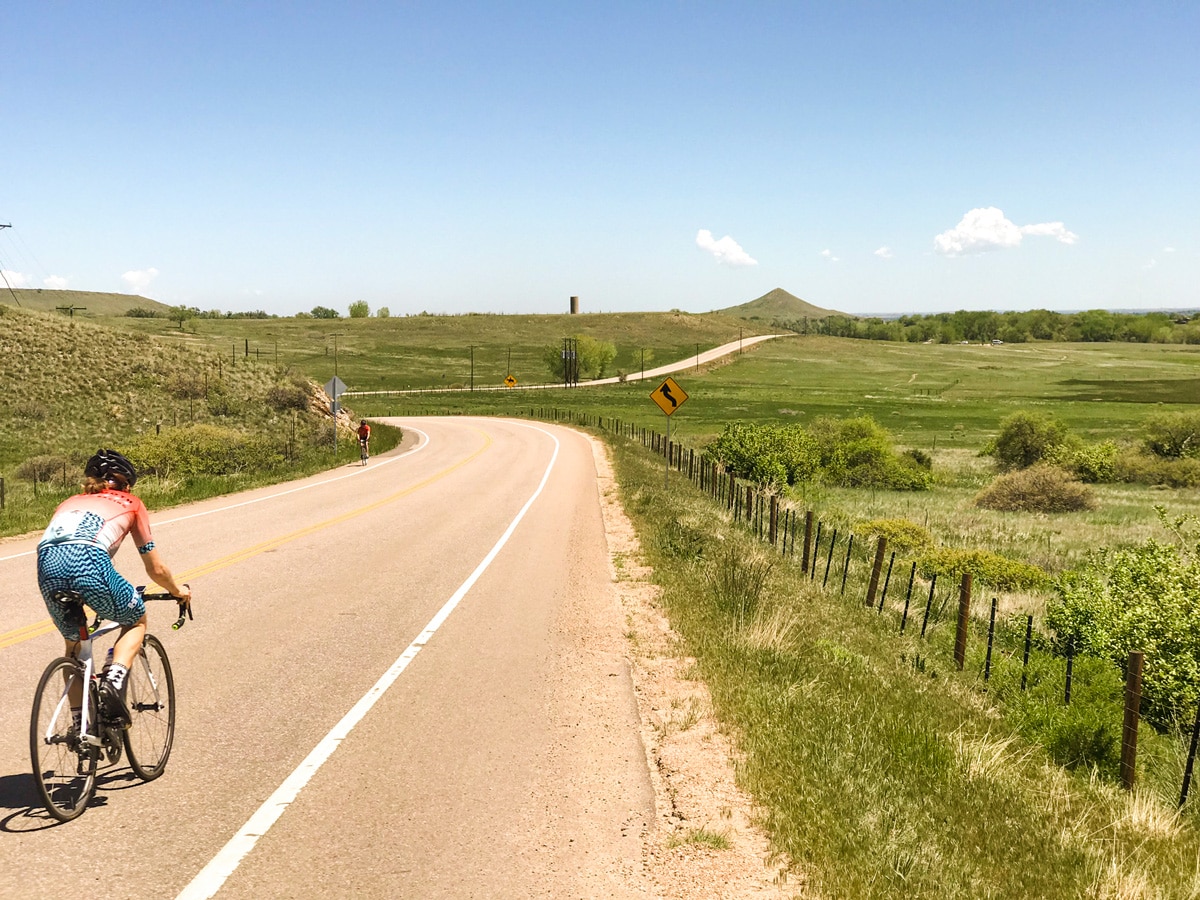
top-left (588, 435), bottom-right (796, 898)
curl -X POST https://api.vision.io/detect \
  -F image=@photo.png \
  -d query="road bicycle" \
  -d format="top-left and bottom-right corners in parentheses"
top-left (359, 437), bottom-right (370, 465)
top-left (29, 588), bottom-right (192, 822)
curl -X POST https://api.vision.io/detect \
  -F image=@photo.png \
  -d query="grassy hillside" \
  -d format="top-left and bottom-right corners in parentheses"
top-left (0, 305), bottom-right (398, 537)
top-left (718, 287), bottom-right (844, 322)
top-left (2, 288), bottom-right (171, 317)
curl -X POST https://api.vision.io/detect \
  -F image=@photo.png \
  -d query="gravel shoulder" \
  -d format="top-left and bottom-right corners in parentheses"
top-left (587, 436), bottom-right (802, 898)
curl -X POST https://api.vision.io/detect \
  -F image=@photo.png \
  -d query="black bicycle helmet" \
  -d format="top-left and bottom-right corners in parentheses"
top-left (85, 448), bottom-right (138, 488)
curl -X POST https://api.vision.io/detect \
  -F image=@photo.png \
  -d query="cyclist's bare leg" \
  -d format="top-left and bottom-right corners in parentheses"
top-left (112, 615), bottom-right (148, 670)
top-left (62, 639), bottom-right (84, 709)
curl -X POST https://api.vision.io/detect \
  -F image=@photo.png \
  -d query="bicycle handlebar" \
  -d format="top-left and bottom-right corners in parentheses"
top-left (141, 584), bottom-right (193, 631)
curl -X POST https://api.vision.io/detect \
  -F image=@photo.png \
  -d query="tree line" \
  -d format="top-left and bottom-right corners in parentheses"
top-left (779, 308), bottom-right (1200, 344)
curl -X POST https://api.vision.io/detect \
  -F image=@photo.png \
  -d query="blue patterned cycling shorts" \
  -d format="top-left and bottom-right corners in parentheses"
top-left (37, 543), bottom-right (145, 640)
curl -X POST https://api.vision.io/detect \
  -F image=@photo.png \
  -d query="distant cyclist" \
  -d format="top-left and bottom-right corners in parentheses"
top-left (36, 449), bottom-right (191, 725)
top-left (357, 419), bottom-right (371, 460)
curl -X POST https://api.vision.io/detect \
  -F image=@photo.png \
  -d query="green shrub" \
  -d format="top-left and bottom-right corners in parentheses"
top-left (710, 417), bottom-right (930, 491)
top-left (266, 379), bottom-right (311, 412)
top-left (917, 546), bottom-right (1049, 592)
top-left (1112, 451), bottom-right (1200, 487)
top-left (974, 464), bottom-right (1096, 513)
top-left (1142, 410), bottom-right (1200, 459)
top-left (903, 447), bottom-right (932, 470)
top-left (125, 306), bottom-right (163, 318)
top-left (206, 382), bottom-right (243, 417)
top-left (16, 454), bottom-right (71, 490)
top-left (1045, 439), bottom-right (1119, 483)
top-left (858, 518), bottom-right (934, 554)
top-left (989, 411), bottom-right (1070, 470)
top-left (129, 424), bottom-right (283, 478)
top-left (1047, 518), bottom-right (1200, 728)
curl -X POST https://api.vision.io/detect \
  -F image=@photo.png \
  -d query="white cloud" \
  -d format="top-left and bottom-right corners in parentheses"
top-left (820, 249), bottom-right (840, 263)
top-left (933, 207), bottom-right (1078, 256)
top-left (1163, 246), bottom-right (1176, 253)
top-left (43, 275), bottom-right (69, 290)
top-left (121, 267), bottom-right (159, 292)
top-left (696, 229), bottom-right (757, 267)
top-left (874, 246), bottom-right (893, 259)
top-left (1, 269), bottom-right (29, 287)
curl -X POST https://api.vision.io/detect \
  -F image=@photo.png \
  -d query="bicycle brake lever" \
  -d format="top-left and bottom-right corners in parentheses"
top-left (171, 597), bottom-right (193, 630)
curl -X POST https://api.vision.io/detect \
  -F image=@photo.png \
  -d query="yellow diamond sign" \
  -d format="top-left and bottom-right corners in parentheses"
top-left (504, 374), bottom-right (518, 388)
top-left (651, 376), bottom-right (688, 416)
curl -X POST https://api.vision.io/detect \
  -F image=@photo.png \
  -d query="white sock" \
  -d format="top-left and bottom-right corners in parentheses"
top-left (106, 663), bottom-right (128, 690)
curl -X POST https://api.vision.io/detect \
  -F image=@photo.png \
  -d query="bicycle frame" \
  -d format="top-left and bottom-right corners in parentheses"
top-left (41, 591), bottom-right (188, 751)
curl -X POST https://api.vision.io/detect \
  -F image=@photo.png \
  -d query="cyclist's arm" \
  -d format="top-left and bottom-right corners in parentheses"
top-left (139, 547), bottom-right (191, 601)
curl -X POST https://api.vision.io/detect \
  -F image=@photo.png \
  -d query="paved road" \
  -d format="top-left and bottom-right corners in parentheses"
top-left (0, 418), bottom-right (653, 898)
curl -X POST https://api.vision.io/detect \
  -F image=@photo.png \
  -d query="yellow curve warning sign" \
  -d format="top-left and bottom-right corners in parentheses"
top-left (651, 376), bottom-right (689, 416)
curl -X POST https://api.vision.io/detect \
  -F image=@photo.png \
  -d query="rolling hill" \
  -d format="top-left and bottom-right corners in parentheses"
top-left (0, 288), bottom-right (171, 317)
top-left (718, 288), bottom-right (845, 322)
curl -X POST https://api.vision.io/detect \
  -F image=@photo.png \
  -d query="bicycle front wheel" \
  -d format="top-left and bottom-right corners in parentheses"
top-left (30, 657), bottom-right (97, 822)
top-left (123, 634), bottom-right (176, 780)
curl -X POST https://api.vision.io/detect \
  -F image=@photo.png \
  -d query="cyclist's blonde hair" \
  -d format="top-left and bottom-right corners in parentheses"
top-left (82, 473), bottom-right (129, 494)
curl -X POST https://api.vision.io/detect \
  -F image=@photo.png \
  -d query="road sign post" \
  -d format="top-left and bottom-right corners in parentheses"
top-left (651, 377), bottom-right (689, 488)
top-left (324, 376), bottom-right (348, 457)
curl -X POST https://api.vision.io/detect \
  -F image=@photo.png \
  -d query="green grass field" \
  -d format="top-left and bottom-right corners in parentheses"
top-left (98, 308), bottom-right (771, 393)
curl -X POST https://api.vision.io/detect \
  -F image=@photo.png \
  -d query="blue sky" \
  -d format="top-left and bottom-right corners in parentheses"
top-left (1, 2), bottom-right (1196, 317)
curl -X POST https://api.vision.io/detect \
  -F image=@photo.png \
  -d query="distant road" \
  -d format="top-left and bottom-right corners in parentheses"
top-left (342, 333), bottom-right (787, 397)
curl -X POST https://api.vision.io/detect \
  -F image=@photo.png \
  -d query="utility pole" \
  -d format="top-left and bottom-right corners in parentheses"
top-left (0, 224), bottom-right (21, 307)
top-left (469, 345), bottom-right (475, 391)
top-left (331, 333), bottom-right (345, 378)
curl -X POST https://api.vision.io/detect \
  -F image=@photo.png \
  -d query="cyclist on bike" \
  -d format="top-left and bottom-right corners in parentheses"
top-left (36, 449), bottom-right (191, 725)
top-left (357, 419), bottom-right (371, 460)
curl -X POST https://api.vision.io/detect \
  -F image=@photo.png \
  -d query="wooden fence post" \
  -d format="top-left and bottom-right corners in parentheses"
top-left (1121, 651), bottom-right (1144, 790)
top-left (954, 573), bottom-right (972, 670)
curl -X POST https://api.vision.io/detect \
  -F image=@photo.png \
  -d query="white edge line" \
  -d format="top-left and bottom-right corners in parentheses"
top-left (0, 426), bottom-right (430, 564)
top-left (175, 422), bottom-right (560, 900)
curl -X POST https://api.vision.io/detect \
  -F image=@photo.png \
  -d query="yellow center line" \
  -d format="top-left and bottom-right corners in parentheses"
top-left (0, 429), bottom-right (492, 652)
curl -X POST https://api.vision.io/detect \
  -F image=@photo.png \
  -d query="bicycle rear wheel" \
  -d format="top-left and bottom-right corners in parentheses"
top-left (123, 634), bottom-right (176, 780)
top-left (30, 658), bottom-right (97, 822)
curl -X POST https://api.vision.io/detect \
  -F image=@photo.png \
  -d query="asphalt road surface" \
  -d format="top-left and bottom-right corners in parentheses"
top-left (0, 417), bottom-right (655, 898)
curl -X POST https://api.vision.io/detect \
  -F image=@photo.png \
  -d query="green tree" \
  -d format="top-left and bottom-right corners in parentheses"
top-left (311, 306), bottom-right (340, 319)
top-left (168, 304), bottom-right (200, 330)
top-left (348, 300), bottom-right (370, 318)
top-left (542, 336), bottom-right (618, 380)
top-left (376, 306), bottom-right (390, 318)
